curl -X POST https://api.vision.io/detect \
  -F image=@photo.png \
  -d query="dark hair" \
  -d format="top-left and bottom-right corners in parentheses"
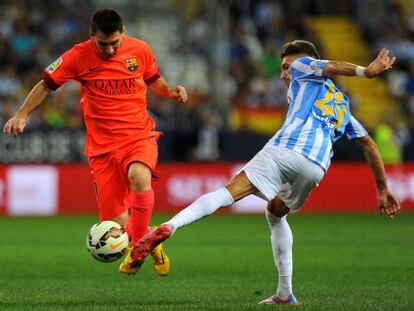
top-left (91, 9), bottom-right (123, 35)
top-left (280, 40), bottom-right (320, 59)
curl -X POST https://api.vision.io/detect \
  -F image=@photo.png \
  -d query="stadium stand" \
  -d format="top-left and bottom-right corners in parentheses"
top-left (0, 0), bottom-right (413, 161)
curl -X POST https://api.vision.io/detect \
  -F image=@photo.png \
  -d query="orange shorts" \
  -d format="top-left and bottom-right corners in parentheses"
top-left (88, 136), bottom-right (159, 220)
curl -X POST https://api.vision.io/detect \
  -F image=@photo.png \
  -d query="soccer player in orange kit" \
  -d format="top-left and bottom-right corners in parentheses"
top-left (3, 9), bottom-right (188, 276)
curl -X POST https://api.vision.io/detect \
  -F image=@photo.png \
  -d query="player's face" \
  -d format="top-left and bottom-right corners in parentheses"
top-left (280, 54), bottom-right (306, 87)
top-left (92, 29), bottom-right (124, 59)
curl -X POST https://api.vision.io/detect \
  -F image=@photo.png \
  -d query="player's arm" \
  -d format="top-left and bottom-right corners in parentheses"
top-left (352, 135), bottom-right (400, 218)
top-left (147, 76), bottom-right (188, 104)
top-left (3, 80), bottom-right (51, 137)
top-left (322, 48), bottom-right (396, 78)
top-left (141, 40), bottom-right (187, 103)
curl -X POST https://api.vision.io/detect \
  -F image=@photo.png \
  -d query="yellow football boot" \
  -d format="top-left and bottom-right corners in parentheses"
top-left (150, 241), bottom-right (170, 276)
top-left (120, 225), bottom-right (172, 276)
top-left (119, 247), bottom-right (144, 275)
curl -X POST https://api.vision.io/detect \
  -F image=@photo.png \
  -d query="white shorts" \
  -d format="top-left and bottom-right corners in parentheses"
top-left (242, 146), bottom-right (325, 212)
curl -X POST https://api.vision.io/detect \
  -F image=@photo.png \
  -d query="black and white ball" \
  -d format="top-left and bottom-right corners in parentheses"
top-left (86, 220), bottom-right (129, 263)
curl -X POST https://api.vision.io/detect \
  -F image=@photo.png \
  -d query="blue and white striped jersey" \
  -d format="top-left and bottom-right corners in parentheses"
top-left (265, 56), bottom-right (367, 171)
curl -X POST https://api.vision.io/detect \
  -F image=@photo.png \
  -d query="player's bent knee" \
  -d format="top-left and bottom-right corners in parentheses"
top-left (128, 162), bottom-right (152, 192)
top-left (267, 197), bottom-right (290, 218)
top-left (129, 175), bottom-right (151, 192)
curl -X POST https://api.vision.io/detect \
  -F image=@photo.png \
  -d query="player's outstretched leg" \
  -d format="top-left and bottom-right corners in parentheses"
top-left (122, 187), bottom-right (234, 275)
top-left (130, 224), bottom-right (173, 263)
top-left (150, 227), bottom-right (170, 276)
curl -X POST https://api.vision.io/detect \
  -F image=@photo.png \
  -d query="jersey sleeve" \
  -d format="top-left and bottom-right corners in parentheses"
top-left (345, 115), bottom-right (368, 139)
top-left (142, 41), bottom-right (160, 85)
top-left (290, 57), bottom-right (329, 81)
top-left (42, 47), bottom-right (79, 91)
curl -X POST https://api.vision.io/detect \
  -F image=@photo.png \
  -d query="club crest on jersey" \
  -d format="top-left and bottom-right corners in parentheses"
top-left (125, 57), bottom-right (138, 72)
top-left (46, 57), bottom-right (63, 73)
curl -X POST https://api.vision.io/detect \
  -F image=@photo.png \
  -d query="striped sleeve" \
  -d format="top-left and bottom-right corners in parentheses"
top-left (290, 57), bottom-right (329, 81)
top-left (345, 115), bottom-right (368, 139)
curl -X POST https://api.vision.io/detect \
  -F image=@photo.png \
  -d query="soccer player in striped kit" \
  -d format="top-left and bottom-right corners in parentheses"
top-left (125, 41), bottom-right (399, 304)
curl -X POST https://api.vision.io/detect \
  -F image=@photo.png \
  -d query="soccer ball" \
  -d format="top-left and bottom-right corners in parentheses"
top-left (86, 220), bottom-right (129, 263)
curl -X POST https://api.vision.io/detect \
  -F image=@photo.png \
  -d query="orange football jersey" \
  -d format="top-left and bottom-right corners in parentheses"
top-left (43, 35), bottom-right (161, 156)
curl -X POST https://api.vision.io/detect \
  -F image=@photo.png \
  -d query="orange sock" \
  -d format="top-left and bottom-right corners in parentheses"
top-left (126, 188), bottom-right (154, 245)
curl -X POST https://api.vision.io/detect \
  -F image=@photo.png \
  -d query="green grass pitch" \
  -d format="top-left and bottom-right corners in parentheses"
top-left (0, 213), bottom-right (413, 310)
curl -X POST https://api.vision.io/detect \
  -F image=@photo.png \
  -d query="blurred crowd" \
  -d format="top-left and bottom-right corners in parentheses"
top-left (227, 0), bottom-right (321, 111)
top-left (0, 0), bottom-right (413, 161)
top-left (354, 0), bottom-right (414, 161)
top-left (0, 0), bottom-right (89, 131)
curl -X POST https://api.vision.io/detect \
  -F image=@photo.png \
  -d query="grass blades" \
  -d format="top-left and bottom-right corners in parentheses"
top-left (0, 213), bottom-right (413, 310)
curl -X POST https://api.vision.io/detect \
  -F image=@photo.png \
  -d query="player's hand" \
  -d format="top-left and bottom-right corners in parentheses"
top-left (378, 188), bottom-right (400, 218)
top-left (170, 85), bottom-right (188, 104)
top-left (364, 48), bottom-right (396, 78)
top-left (3, 115), bottom-right (27, 137)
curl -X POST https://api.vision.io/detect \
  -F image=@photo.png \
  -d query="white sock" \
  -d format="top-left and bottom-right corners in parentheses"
top-left (265, 210), bottom-right (293, 298)
top-left (164, 187), bottom-right (234, 233)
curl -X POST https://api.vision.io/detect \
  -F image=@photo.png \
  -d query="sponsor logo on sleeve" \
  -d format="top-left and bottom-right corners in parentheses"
top-left (46, 57), bottom-right (63, 73)
top-left (310, 60), bottom-right (321, 71)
